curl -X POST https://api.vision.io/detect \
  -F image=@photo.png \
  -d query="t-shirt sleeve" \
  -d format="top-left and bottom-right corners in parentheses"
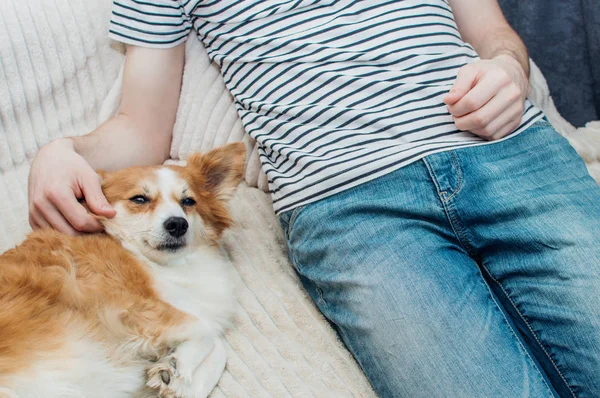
top-left (108, 0), bottom-right (192, 48)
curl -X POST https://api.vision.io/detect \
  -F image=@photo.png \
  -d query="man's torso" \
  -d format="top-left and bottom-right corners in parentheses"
top-left (109, 0), bottom-right (543, 213)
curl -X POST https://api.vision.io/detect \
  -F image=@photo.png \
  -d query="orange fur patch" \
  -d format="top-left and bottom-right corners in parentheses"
top-left (100, 167), bottom-right (162, 213)
top-left (0, 224), bottom-right (188, 383)
top-left (176, 143), bottom-right (246, 238)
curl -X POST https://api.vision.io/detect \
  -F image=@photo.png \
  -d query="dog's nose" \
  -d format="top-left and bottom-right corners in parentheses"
top-left (163, 217), bottom-right (188, 238)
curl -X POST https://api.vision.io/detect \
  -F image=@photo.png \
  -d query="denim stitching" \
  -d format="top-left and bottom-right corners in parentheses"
top-left (446, 203), bottom-right (478, 258)
top-left (282, 206), bottom-right (327, 307)
top-left (279, 213), bottom-right (301, 272)
top-left (425, 155), bottom-right (477, 255)
top-left (293, 250), bottom-right (327, 307)
top-left (423, 158), bottom-right (474, 256)
top-left (443, 151), bottom-right (464, 203)
top-left (427, 162), bottom-right (477, 257)
top-left (286, 204), bottom-right (307, 240)
top-left (477, 272), bottom-right (557, 397)
top-left (278, 215), bottom-right (290, 241)
top-left (422, 152), bottom-right (463, 203)
top-left (315, 286), bottom-right (326, 307)
top-left (480, 263), bottom-right (577, 398)
top-left (422, 158), bottom-right (444, 198)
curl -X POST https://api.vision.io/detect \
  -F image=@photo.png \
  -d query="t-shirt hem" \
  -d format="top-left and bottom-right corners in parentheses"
top-left (107, 32), bottom-right (188, 49)
top-left (273, 111), bottom-right (545, 216)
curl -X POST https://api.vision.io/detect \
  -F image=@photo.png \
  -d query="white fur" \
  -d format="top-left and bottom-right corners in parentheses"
top-left (137, 170), bottom-right (239, 397)
top-left (150, 247), bottom-right (239, 334)
top-left (142, 246), bottom-right (239, 397)
top-left (104, 165), bottom-right (240, 331)
top-left (190, 338), bottom-right (228, 397)
top-left (7, 334), bottom-right (146, 398)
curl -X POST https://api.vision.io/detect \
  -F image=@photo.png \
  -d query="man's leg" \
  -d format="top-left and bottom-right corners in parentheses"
top-left (437, 119), bottom-right (600, 397)
top-left (279, 160), bottom-right (556, 397)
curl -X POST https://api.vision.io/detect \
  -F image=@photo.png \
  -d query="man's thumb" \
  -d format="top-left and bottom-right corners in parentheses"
top-left (443, 65), bottom-right (478, 106)
top-left (81, 174), bottom-right (116, 218)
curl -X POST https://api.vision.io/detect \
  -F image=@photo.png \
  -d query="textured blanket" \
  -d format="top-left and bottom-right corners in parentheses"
top-left (0, 1), bottom-right (599, 397)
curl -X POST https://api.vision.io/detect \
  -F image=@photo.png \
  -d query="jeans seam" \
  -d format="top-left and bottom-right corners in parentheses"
top-left (286, 204), bottom-right (307, 239)
top-left (281, 207), bottom-right (327, 307)
top-left (423, 158), bottom-right (473, 255)
top-left (279, 213), bottom-right (299, 271)
top-left (295, 251), bottom-right (327, 307)
top-left (476, 272), bottom-right (557, 397)
top-left (447, 203), bottom-right (478, 257)
top-left (480, 263), bottom-right (577, 398)
top-left (279, 215), bottom-right (290, 241)
top-left (443, 151), bottom-right (464, 202)
top-left (422, 157), bottom-right (445, 200)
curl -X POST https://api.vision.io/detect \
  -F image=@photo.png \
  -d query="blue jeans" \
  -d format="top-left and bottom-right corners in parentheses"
top-left (279, 120), bottom-right (600, 397)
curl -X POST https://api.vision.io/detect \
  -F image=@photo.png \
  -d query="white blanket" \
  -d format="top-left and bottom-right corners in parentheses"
top-left (0, 1), bottom-right (598, 397)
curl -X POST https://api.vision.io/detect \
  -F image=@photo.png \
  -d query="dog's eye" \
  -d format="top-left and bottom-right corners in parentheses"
top-left (181, 197), bottom-right (196, 207)
top-left (129, 195), bottom-right (150, 204)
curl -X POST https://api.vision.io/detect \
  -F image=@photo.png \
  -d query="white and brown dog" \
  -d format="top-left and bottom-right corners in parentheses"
top-left (0, 143), bottom-right (246, 398)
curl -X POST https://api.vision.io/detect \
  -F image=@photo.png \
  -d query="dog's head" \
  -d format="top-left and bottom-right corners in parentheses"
top-left (98, 143), bottom-right (246, 264)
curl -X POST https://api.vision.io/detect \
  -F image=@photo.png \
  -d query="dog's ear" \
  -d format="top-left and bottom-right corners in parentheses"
top-left (187, 143), bottom-right (247, 199)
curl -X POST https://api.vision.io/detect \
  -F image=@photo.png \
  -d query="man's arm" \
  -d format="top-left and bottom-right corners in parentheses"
top-left (450, 0), bottom-right (529, 76)
top-left (74, 44), bottom-right (185, 170)
top-left (28, 44), bottom-right (185, 235)
top-left (444, 0), bottom-right (530, 140)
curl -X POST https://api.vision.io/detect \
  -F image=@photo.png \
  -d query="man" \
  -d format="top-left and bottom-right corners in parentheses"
top-left (28, 1), bottom-right (600, 396)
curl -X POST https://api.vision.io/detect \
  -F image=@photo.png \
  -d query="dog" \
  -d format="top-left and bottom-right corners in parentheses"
top-left (0, 143), bottom-right (246, 398)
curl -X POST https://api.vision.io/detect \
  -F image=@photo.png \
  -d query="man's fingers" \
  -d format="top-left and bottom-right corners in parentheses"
top-left (452, 85), bottom-right (514, 132)
top-left (470, 101), bottom-right (523, 140)
top-left (51, 192), bottom-right (104, 233)
top-left (31, 215), bottom-right (49, 230)
top-left (447, 73), bottom-right (507, 118)
top-left (79, 172), bottom-right (116, 218)
top-left (489, 119), bottom-right (521, 141)
top-left (29, 215), bottom-right (41, 230)
top-left (30, 199), bottom-right (53, 230)
top-left (34, 201), bottom-right (81, 235)
top-left (453, 83), bottom-right (523, 131)
top-left (443, 64), bottom-right (478, 106)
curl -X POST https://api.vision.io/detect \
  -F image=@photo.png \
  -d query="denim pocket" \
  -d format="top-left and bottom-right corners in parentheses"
top-left (278, 204), bottom-right (307, 241)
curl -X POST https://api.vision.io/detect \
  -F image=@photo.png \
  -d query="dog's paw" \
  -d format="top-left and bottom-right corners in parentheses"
top-left (147, 355), bottom-right (191, 398)
top-left (147, 338), bottom-right (217, 398)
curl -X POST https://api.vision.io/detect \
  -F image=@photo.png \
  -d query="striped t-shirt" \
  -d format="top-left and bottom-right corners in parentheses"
top-left (109, 0), bottom-right (543, 214)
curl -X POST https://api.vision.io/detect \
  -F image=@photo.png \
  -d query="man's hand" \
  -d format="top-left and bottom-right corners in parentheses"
top-left (28, 138), bottom-right (116, 235)
top-left (444, 55), bottom-right (529, 141)
top-left (446, 0), bottom-right (531, 141)
top-left (26, 44), bottom-right (184, 235)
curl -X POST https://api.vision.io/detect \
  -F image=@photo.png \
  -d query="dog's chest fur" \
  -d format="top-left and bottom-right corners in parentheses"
top-left (147, 246), bottom-right (239, 334)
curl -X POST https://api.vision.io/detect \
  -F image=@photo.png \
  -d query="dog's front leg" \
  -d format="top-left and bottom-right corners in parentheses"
top-left (147, 335), bottom-right (216, 397)
top-left (116, 301), bottom-right (217, 397)
top-left (146, 318), bottom-right (227, 398)
top-left (190, 337), bottom-right (227, 398)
